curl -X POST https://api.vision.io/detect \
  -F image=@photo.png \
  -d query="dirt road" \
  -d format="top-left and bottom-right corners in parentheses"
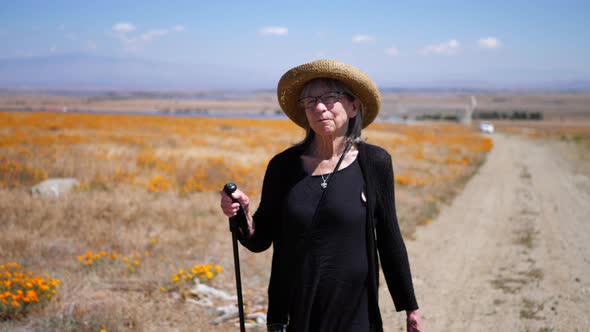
top-left (382, 134), bottom-right (590, 331)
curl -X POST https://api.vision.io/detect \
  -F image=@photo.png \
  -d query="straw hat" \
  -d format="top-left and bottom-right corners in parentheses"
top-left (277, 59), bottom-right (381, 129)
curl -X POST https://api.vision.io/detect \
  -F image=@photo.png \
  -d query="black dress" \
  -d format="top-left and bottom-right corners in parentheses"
top-left (283, 159), bottom-right (369, 331)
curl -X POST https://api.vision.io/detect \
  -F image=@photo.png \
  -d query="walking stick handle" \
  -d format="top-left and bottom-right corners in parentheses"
top-left (222, 182), bottom-right (247, 332)
top-left (223, 182), bottom-right (244, 233)
top-left (223, 182), bottom-right (238, 201)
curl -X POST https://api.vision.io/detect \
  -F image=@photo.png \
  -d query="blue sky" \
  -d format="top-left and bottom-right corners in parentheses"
top-left (1, 0), bottom-right (589, 89)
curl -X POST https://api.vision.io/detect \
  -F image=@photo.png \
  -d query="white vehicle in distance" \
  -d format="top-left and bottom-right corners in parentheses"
top-left (479, 122), bottom-right (495, 134)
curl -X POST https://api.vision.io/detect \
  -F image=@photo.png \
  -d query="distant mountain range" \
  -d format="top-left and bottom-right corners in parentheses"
top-left (1, 53), bottom-right (589, 92)
top-left (0, 53), bottom-right (275, 90)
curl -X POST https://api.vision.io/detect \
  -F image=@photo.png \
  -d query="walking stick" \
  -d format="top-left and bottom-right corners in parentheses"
top-left (223, 182), bottom-right (246, 332)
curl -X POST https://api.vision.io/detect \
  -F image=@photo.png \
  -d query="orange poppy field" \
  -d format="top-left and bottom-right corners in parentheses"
top-left (0, 111), bottom-right (492, 330)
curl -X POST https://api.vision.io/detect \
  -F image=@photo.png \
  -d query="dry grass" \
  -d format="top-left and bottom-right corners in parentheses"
top-left (0, 111), bottom-right (491, 331)
top-left (0, 189), bottom-right (248, 331)
top-left (489, 120), bottom-right (590, 141)
top-left (488, 119), bottom-right (590, 176)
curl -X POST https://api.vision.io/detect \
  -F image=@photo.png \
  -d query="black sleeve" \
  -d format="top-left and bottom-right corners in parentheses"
top-left (374, 151), bottom-right (419, 311)
top-left (238, 154), bottom-right (283, 253)
top-left (237, 152), bottom-right (291, 325)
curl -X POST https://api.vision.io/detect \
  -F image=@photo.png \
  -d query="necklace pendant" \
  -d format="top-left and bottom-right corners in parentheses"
top-left (320, 181), bottom-right (328, 189)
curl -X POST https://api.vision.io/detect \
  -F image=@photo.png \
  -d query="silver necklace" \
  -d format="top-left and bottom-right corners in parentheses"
top-left (318, 163), bottom-right (329, 189)
top-left (313, 142), bottom-right (352, 190)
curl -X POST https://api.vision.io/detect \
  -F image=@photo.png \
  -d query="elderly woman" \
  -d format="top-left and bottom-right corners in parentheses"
top-left (220, 59), bottom-right (423, 332)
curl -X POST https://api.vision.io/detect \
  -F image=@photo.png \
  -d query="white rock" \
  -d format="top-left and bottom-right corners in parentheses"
top-left (190, 283), bottom-right (235, 301)
top-left (186, 297), bottom-right (213, 307)
top-left (214, 304), bottom-right (239, 323)
top-left (31, 178), bottom-right (79, 198)
top-left (247, 312), bottom-right (267, 325)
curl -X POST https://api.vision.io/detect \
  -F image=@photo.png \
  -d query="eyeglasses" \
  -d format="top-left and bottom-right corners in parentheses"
top-left (298, 92), bottom-right (344, 110)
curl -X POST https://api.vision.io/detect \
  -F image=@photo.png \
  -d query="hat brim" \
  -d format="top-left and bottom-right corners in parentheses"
top-left (277, 59), bottom-right (381, 129)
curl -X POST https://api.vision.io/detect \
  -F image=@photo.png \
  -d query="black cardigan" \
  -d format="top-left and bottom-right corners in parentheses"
top-left (238, 141), bottom-right (418, 331)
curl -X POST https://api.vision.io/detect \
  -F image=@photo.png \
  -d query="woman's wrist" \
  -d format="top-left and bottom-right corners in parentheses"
top-left (246, 214), bottom-right (255, 236)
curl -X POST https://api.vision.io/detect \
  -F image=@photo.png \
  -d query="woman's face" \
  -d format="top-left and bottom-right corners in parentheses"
top-left (301, 81), bottom-right (360, 137)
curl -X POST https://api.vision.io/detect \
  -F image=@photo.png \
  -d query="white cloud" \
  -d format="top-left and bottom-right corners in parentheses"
top-left (172, 25), bottom-right (185, 32)
top-left (86, 40), bottom-right (97, 50)
top-left (141, 29), bottom-right (167, 41)
top-left (141, 25), bottom-right (186, 41)
top-left (423, 39), bottom-right (460, 55)
top-left (258, 26), bottom-right (288, 36)
top-left (478, 37), bottom-right (501, 49)
top-left (352, 34), bottom-right (375, 43)
top-left (55, 24), bottom-right (77, 41)
top-left (112, 22), bottom-right (137, 34)
top-left (111, 22), bottom-right (185, 52)
top-left (385, 47), bottom-right (399, 57)
top-left (50, 45), bottom-right (57, 53)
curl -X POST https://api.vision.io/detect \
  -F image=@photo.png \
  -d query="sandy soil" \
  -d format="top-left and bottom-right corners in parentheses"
top-left (381, 134), bottom-right (590, 331)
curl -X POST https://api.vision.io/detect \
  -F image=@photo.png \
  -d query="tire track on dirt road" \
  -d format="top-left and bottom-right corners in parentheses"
top-left (382, 134), bottom-right (590, 331)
